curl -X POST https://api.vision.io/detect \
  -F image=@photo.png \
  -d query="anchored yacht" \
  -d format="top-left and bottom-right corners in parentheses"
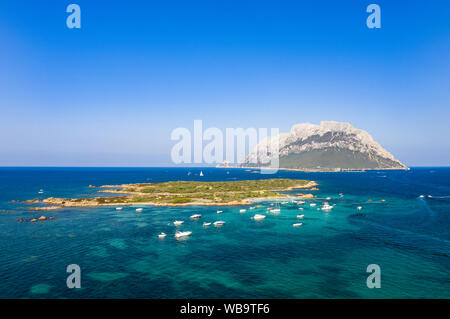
top-left (175, 231), bottom-right (192, 238)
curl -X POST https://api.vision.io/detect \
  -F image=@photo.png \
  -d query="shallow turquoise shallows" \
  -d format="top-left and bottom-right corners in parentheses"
top-left (0, 167), bottom-right (449, 298)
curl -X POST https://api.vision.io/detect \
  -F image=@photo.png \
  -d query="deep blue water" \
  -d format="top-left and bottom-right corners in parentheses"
top-left (0, 167), bottom-right (449, 298)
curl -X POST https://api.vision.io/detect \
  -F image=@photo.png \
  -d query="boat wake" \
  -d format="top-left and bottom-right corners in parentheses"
top-left (417, 198), bottom-right (437, 217)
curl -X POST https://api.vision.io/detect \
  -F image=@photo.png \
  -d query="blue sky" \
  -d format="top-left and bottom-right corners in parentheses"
top-left (0, 0), bottom-right (449, 166)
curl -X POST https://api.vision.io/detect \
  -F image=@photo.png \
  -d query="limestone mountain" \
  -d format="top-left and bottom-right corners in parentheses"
top-left (240, 121), bottom-right (408, 171)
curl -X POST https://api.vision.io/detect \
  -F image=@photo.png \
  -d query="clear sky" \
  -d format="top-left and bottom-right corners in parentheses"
top-left (0, 0), bottom-right (449, 166)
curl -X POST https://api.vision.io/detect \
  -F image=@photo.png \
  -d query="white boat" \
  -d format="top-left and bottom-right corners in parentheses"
top-left (281, 201), bottom-right (288, 205)
top-left (239, 209), bottom-right (246, 213)
top-left (200, 171), bottom-right (204, 177)
top-left (298, 207), bottom-right (304, 211)
top-left (252, 214), bottom-right (266, 221)
top-left (297, 201), bottom-right (305, 205)
top-left (38, 189), bottom-right (44, 194)
top-left (175, 231), bottom-right (192, 238)
top-left (173, 220), bottom-right (184, 226)
top-left (428, 195), bottom-right (432, 198)
top-left (203, 222), bottom-right (211, 226)
top-left (136, 208), bottom-right (143, 212)
top-left (116, 207), bottom-right (123, 211)
top-left (249, 206), bottom-right (255, 210)
top-left (339, 193), bottom-right (344, 197)
top-left (158, 232), bottom-right (167, 238)
top-left (357, 206), bottom-right (363, 210)
top-left (419, 195), bottom-right (425, 198)
top-left (293, 223), bottom-right (303, 227)
top-left (190, 214), bottom-right (201, 219)
top-left (310, 203), bottom-right (317, 207)
top-left (216, 210), bottom-right (223, 214)
top-left (297, 214), bottom-right (304, 219)
top-left (270, 202), bottom-right (281, 213)
top-left (326, 197), bottom-right (331, 200)
top-left (322, 203), bottom-right (333, 211)
top-left (213, 221), bottom-right (225, 227)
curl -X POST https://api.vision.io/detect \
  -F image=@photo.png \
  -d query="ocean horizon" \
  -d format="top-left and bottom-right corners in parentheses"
top-left (0, 167), bottom-right (449, 298)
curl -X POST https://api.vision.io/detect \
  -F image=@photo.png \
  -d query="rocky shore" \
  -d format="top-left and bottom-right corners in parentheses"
top-left (23, 179), bottom-right (317, 210)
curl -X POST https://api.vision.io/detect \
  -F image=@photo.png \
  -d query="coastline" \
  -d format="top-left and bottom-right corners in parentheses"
top-left (236, 166), bottom-right (410, 173)
top-left (25, 179), bottom-right (318, 210)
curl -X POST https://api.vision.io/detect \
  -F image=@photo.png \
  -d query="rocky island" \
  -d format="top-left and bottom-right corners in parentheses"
top-left (30, 179), bottom-right (317, 210)
top-left (240, 121), bottom-right (408, 171)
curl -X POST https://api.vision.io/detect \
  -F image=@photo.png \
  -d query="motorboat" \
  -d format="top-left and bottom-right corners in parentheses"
top-left (116, 207), bottom-right (123, 211)
top-left (190, 214), bottom-right (201, 219)
top-left (249, 207), bottom-right (255, 210)
top-left (252, 214), bottom-right (266, 221)
top-left (136, 208), bottom-right (143, 212)
top-left (38, 189), bottom-right (44, 194)
top-left (297, 214), bottom-right (304, 219)
top-left (418, 195), bottom-right (425, 198)
top-left (203, 222), bottom-right (211, 226)
top-left (158, 232), bottom-right (167, 238)
top-left (213, 221), bottom-right (225, 227)
top-left (216, 210), bottom-right (223, 214)
top-left (357, 206), bottom-right (363, 210)
top-left (175, 231), bottom-right (192, 238)
top-left (239, 209), bottom-right (246, 213)
top-left (298, 207), bottom-right (304, 211)
top-left (310, 203), bottom-right (317, 207)
top-left (322, 203), bottom-right (333, 211)
top-left (173, 220), bottom-right (184, 226)
top-left (297, 201), bottom-right (305, 205)
top-left (293, 223), bottom-right (303, 227)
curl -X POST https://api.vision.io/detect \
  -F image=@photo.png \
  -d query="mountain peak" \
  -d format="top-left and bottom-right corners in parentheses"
top-left (241, 121), bottom-right (407, 171)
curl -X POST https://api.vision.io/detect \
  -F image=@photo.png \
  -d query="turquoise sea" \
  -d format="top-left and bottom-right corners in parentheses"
top-left (0, 167), bottom-right (449, 298)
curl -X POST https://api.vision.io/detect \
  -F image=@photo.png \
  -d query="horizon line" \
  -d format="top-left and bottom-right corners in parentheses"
top-left (0, 166), bottom-right (449, 169)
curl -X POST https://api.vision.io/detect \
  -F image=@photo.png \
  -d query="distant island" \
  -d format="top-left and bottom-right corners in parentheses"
top-left (29, 179), bottom-right (317, 210)
top-left (240, 121), bottom-right (408, 172)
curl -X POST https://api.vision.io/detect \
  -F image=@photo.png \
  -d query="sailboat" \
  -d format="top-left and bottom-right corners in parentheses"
top-left (270, 202), bottom-right (281, 213)
top-left (200, 171), bottom-right (204, 177)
